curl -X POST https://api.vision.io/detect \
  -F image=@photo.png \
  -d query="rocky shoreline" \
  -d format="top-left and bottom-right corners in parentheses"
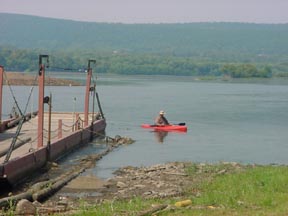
top-left (9, 159), bottom-right (247, 215)
top-left (58, 162), bottom-right (192, 202)
top-left (4, 72), bottom-right (81, 86)
top-left (97, 162), bottom-right (191, 200)
top-left (13, 162), bottom-right (195, 215)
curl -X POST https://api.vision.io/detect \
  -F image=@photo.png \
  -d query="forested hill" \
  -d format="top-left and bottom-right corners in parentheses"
top-left (1, 13), bottom-right (288, 76)
top-left (1, 13), bottom-right (288, 58)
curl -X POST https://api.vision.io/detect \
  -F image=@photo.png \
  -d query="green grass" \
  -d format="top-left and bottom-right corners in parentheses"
top-left (192, 165), bottom-right (288, 215)
top-left (64, 164), bottom-right (288, 216)
top-left (69, 198), bottom-right (158, 216)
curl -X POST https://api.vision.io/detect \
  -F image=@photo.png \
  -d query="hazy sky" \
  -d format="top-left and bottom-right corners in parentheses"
top-left (1, 0), bottom-right (288, 24)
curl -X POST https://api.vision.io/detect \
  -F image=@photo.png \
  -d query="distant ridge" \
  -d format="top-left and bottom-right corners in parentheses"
top-left (1, 13), bottom-right (288, 57)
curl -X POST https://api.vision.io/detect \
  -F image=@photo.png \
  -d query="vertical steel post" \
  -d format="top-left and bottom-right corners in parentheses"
top-left (84, 69), bottom-right (91, 127)
top-left (0, 66), bottom-right (3, 124)
top-left (38, 65), bottom-right (45, 148)
top-left (84, 60), bottom-right (95, 127)
top-left (47, 93), bottom-right (52, 146)
top-left (92, 84), bottom-right (96, 121)
top-left (38, 55), bottom-right (49, 148)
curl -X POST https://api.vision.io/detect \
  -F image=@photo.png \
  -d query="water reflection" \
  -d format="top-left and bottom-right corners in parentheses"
top-left (154, 130), bottom-right (168, 143)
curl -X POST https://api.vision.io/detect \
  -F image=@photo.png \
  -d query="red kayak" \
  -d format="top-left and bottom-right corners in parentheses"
top-left (141, 124), bottom-right (187, 132)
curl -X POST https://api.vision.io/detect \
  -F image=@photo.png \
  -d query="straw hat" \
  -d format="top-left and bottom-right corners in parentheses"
top-left (159, 110), bottom-right (165, 115)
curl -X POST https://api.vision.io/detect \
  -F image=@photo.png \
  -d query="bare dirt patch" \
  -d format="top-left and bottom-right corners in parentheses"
top-left (64, 175), bottom-right (105, 190)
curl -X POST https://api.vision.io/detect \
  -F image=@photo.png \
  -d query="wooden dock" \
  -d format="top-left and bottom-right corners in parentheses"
top-left (0, 112), bottom-right (106, 186)
top-left (0, 57), bottom-right (107, 188)
top-left (1, 112), bottom-right (90, 163)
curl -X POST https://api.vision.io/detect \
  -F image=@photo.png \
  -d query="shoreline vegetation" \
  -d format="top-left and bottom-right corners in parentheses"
top-left (1, 51), bottom-right (279, 78)
top-left (54, 162), bottom-right (288, 216)
top-left (6, 161), bottom-right (288, 215)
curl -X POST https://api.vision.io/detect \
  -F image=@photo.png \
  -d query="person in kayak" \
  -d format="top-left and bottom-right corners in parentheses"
top-left (155, 110), bottom-right (170, 126)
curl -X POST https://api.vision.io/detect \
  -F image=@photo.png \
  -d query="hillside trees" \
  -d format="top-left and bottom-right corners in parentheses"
top-left (220, 64), bottom-right (272, 78)
top-left (0, 46), bottom-right (277, 78)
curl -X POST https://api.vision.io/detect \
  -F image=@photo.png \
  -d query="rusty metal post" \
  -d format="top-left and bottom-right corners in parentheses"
top-left (84, 60), bottom-right (95, 127)
top-left (0, 66), bottom-right (3, 124)
top-left (38, 55), bottom-right (49, 148)
top-left (38, 65), bottom-right (45, 148)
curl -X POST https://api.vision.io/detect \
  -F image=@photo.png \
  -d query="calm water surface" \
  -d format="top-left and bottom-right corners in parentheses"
top-left (3, 74), bottom-right (288, 179)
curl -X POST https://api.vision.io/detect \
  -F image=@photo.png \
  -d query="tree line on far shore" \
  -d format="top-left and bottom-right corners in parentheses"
top-left (0, 47), bottom-right (280, 78)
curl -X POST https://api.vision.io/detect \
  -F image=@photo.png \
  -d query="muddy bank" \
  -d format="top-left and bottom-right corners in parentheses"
top-left (3, 72), bottom-right (82, 86)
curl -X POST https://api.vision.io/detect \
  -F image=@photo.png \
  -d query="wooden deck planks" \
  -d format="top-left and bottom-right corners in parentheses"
top-left (0, 112), bottom-right (93, 164)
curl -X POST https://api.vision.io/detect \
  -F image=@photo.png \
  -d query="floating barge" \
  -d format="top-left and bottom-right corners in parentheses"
top-left (0, 56), bottom-right (106, 187)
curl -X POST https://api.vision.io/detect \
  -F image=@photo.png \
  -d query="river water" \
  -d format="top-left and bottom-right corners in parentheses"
top-left (2, 74), bottom-right (288, 179)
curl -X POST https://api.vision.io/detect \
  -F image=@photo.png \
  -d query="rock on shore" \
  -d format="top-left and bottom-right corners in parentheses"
top-left (102, 162), bottom-right (191, 200)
